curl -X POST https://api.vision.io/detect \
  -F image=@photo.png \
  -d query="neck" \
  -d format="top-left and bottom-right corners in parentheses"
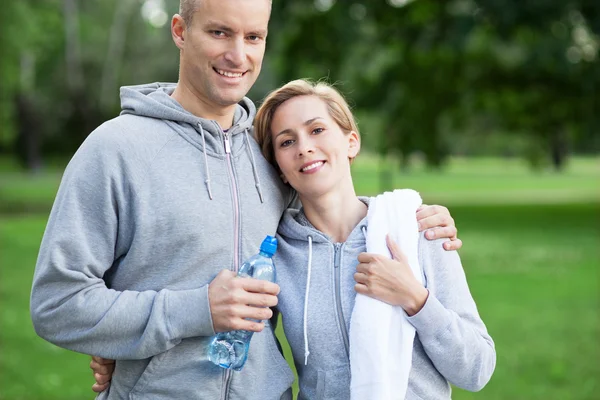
top-left (300, 179), bottom-right (367, 243)
top-left (171, 80), bottom-right (237, 129)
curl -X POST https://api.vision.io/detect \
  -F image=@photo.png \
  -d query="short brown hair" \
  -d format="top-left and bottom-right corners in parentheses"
top-left (254, 79), bottom-right (360, 166)
top-left (179, 0), bottom-right (272, 28)
top-left (179, 0), bottom-right (199, 27)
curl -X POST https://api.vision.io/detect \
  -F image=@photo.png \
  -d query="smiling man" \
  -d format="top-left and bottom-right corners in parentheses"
top-left (30, 1), bottom-right (461, 399)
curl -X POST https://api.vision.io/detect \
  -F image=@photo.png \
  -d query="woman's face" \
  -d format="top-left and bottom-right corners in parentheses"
top-left (270, 95), bottom-right (359, 198)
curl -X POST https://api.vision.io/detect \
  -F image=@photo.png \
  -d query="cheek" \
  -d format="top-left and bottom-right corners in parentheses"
top-left (275, 152), bottom-right (294, 176)
top-left (249, 46), bottom-right (266, 65)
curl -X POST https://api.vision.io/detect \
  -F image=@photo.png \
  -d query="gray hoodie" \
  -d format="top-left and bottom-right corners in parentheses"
top-left (275, 202), bottom-right (496, 400)
top-left (30, 83), bottom-right (295, 399)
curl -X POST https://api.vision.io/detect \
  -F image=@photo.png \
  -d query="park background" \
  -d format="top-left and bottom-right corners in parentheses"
top-left (0, 0), bottom-right (598, 399)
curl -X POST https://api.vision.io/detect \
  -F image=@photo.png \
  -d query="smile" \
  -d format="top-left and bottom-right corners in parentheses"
top-left (300, 161), bottom-right (325, 173)
top-left (214, 68), bottom-right (244, 78)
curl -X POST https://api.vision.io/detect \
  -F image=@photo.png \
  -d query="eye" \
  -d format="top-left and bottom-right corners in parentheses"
top-left (211, 30), bottom-right (226, 38)
top-left (280, 139), bottom-right (295, 148)
top-left (312, 127), bottom-right (324, 134)
top-left (247, 35), bottom-right (262, 42)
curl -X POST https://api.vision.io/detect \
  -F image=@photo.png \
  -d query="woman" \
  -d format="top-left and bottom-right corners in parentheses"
top-left (253, 79), bottom-right (495, 399)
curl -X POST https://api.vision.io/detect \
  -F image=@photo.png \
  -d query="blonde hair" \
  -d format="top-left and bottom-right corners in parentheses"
top-left (254, 79), bottom-right (360, 166)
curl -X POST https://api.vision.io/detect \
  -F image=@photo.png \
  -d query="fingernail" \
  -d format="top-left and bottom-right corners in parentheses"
top-left (417, 222), bottom-right (422, 231)
top-left (426, 230), bottom-right (434, 239)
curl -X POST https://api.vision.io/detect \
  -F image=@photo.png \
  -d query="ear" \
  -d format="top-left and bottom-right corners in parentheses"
top-left (279, 173), bottom-right (288, 184)
top-left (171, 14), bottom-right (186, 50)
top-left (347, 131), bottom-right (360, 159)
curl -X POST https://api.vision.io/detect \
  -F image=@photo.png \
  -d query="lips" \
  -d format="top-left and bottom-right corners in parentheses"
top-left (214, 68), bottom-right (245, 78)
top-left (300, 160), bottom-right (325, 173)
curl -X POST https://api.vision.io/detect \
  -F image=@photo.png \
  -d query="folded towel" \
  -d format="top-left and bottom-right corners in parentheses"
top-left (349, 189), bottom-right (423, 400)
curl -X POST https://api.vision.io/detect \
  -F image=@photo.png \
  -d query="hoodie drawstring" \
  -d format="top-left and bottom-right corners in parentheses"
top-left (303, 235), bottom-right (313, 365)
top-left (244, 128), bottom-right (265, 203)
top-left (198, 123), bottom-right (214, 200)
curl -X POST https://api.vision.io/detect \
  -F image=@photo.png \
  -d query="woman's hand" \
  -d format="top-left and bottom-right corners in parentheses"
top-left (354, 235), bottom-right (428, 316)
top-left (417, 204), bottom-right (462, 251)
top-left (90, 356), bottom-right (115, 393)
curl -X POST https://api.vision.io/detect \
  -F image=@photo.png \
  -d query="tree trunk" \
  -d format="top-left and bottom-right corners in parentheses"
top-left (15, 51), bottom-right (43, 172)
top-left (63, 0), bottom-right (84, 93)
top-left (549, 129), bottom-right (568, 171)
top-left (100, 0), bottom-right (136, 110)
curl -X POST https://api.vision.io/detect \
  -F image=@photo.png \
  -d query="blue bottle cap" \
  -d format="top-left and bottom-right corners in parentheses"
top-left (259, 235), bottom-right (278, 256)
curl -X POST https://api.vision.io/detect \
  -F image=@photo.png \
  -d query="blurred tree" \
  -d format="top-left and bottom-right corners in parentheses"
top-left (0, 0), bottom-right (597, 171)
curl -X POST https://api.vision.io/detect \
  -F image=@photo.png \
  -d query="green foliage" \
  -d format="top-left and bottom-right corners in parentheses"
top-left (0, 0), bottom-right (598, 169)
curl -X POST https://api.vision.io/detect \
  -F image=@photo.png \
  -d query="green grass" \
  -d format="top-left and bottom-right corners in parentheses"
top-left (1, 156), bottom-right (599, 399)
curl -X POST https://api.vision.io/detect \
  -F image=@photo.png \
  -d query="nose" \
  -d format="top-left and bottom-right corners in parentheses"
top-left (296, 137), bottom-right (314, 158)
top-left (223, 37), bottom-right (245, 67)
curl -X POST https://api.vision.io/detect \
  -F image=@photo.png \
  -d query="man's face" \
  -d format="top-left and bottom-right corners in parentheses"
top-left (180, 0), bottom-right (270, 107)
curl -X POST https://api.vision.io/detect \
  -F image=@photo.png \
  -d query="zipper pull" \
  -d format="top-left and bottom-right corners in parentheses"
top-left (224, 133), bottom-right (231, 154)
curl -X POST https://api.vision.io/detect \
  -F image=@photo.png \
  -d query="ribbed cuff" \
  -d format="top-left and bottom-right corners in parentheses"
top-left (166, 285), bottom-right (215, 339)
top-left (406, 292), bottom-right (452, 337)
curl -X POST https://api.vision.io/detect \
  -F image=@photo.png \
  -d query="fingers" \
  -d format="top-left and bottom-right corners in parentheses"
top-left (443, 238), bottom-right (463, 251)
top-left (385, 235), bottom-right (408, 262)
top-left (423, 225), bottom-right (458, 241)
top-left (354, 282), bottom-right (369, 296)
top-left (418, 212), bottom-right (454, 233)
top-left (239, 277), bottom-right (280, 296)
top-left (416, 204), bottom-right (448, 223)
top-left (91, 356), bottom-right (115, 365)
top-left (94, 372), bottom-right (111, 385)
top-left (209, 270), bottom-right (278, 332)
top-left (90, 357), bottom-right (115, 375)
top-left (92, 382), bottom-right (110, 393)
top-left (90, 356), bottom-right (115, 393)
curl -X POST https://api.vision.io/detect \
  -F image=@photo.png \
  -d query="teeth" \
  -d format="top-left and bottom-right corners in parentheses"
top-left (301, 161), bottom-right (324, 172)
top-left (216, 69), bottom-right (243, 78)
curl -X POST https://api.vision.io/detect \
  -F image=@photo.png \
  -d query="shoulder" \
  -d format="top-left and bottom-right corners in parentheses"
top-left (418, 232), bottom-right (463, 283)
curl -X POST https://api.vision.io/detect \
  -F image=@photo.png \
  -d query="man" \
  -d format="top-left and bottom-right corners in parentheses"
top-left (30, 1), bottom-right (460, 399)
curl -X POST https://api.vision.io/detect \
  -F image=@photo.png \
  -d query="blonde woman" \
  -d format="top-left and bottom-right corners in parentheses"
top-left (253, 79), bottom-right (495, 399)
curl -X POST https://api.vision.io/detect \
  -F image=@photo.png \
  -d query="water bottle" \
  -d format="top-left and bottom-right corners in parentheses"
top-left (208, 235), bottom-right (278, 371)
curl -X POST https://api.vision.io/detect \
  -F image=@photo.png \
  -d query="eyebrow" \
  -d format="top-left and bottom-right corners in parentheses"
top-left (275, 117), bottom-right (324, 138)
top-left (204, 22), bottom-right (235, 34)
top-left (205, 21), bottom-right (267, 37)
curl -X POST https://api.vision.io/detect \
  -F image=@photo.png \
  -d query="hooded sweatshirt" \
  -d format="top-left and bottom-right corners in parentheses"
top-left (30, 83), bottom-right (295, 400)
top-left (275, 201), bottom-right (496, 400)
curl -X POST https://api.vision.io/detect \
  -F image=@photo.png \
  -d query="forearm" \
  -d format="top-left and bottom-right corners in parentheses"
top-left (409, 235), bottom-right (496, 391)
top-left (31, 272), bottom-right (214, 360)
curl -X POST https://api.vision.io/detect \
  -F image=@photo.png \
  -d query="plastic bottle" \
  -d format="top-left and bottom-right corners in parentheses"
top-left (207, 235), bottom-right (278, 371)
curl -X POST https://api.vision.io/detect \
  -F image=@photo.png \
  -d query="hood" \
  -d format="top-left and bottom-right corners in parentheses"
top-left (118, 82), bottom-right (263, 201)
top-left (119, 82), bottom-right (256, 146)
top-left (277, 197), bottom-right (370, 244)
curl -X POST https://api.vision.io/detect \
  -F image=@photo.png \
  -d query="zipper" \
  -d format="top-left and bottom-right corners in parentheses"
top-left (217, 124), bottom-right (241, 400)
top-left (221, 127), bottom-right (241, 273)
top-left (333, 243), bottom-right (350, 358)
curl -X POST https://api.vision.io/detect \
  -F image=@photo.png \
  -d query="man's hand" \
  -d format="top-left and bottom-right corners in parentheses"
top-left (208, 270), bottom-right (280, 333)
top-left (416, 204), bottom-right (462, 251)
top-left (90, 356), bottom-right (115, 393)
top-left (354, 235), bottom-right (429, 316)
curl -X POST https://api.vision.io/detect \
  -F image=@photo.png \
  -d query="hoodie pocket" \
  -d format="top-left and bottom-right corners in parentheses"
top-left (128, 337), bottom-right (222, 400)
top-left (228, 323), bottom-right (295, 400)
top-left (315, 365), bottom-right (351, 400)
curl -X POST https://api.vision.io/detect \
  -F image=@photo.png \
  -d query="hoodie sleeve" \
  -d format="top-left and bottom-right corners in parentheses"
top-left (30, 129), bottom-right (215, 360)
top-left (405, 235), bottom-right (496, 391)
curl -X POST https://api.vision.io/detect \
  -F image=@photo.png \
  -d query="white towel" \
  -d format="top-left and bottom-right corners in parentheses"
top-left (350, 189), bottom-right (423, 400)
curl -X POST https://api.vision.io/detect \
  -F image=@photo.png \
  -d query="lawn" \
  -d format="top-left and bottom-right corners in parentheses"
top-left (1, 156), bottom-right (599, 399)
